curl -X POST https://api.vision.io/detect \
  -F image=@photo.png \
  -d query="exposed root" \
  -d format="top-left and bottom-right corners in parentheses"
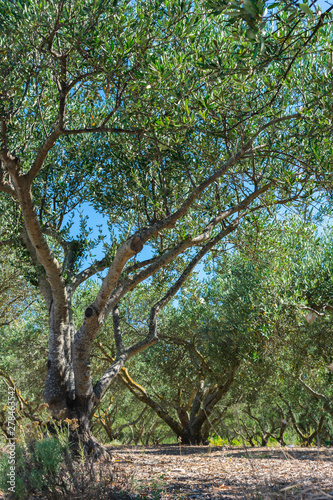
top-left (69, 430), bottom-right (113, 462)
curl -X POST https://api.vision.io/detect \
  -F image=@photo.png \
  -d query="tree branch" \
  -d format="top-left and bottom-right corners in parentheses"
top-left (0, 239), bottom-right (14, 248)
top-left (0, 179), bottom-right (17, 198)
top-left (102, 183), bottom-right (271, 318)
top-left (115, 364), bottom-right (183, 437)
top-left (112, 306), bottom-right (125, 355)
top-left (123, 256), bottom-right (161, 275)
top-left (193, 363), bottom-right (239, 429)
top-left (74, 115), bottom-right (298, 405)
top-left (39, 1), bottom-right (64, 54)
top-left (298, 377), bottom-right (333, 415)
top-left (70, 255), bottom-right (110, 292)
top-left (25, 129), bottom-right (62, 184)
top-left (61, 127), bottom-right (142, 136)
top-left (159, 335), bottom-right (219, 382)
top-left (93, 219), bottom-right (239, 402)
top-left (12, 181), bottom-right (66, 304)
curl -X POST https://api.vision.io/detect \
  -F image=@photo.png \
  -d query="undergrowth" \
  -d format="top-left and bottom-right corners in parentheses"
top-left (0, 430), bottom-right (138, 500)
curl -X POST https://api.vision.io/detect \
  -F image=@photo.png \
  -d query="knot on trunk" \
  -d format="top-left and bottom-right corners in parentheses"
top-left (130, 235), bottom-right (143, 253)
top-left (85, 305), bottom-right (98, 319)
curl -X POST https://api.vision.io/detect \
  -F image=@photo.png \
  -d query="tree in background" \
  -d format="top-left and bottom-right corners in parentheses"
top-left (108, 217), bottom-right (333, 445)
top-left (0, 249), bottom-right (36, 328)
top-left (1, 0), bottom-right (332, 454)
top-left (214, 217), bottom-right (333, 446)
top-left (111, 261), bottom-right (275, 444)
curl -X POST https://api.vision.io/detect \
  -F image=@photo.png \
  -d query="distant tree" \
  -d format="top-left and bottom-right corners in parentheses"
top-left (111, 218), bottom-right (333, 444)
top-left (111, 263), bottom-right (269, 444)
top-left (218, 218), bottom-right (333, 447)
top-left (0, 248), bottom-right (35, 327)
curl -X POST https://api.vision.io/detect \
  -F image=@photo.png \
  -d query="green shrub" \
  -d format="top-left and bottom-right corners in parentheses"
top-left (0, 437), bottom-right (65, 499)
top-left (208, 435), bottom-right (225, 446)
top-left (32, 437), bottom-right (63, 476)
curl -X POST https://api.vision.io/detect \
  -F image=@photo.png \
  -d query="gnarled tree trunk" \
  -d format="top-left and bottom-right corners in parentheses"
top-left (117, 363), bottom-right (239, 446)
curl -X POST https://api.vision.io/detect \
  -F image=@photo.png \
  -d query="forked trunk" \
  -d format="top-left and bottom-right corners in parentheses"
top-left (176, 406), bottom-right (210, 445)
top-left (43, 308), bottom-right (110, 457)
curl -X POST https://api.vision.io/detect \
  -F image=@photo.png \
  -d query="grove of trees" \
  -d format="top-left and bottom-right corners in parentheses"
top-left (1, 0), bottom-right (333, 458)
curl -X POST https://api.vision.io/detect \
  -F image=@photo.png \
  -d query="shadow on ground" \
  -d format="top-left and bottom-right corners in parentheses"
top-left (108, 444), bottom-right (333, 462)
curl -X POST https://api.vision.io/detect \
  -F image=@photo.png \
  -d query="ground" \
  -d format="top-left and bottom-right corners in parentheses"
top-left (1, 444), bottom-right (333, 499)
top-left (110, 444), bottom-right (333, 499)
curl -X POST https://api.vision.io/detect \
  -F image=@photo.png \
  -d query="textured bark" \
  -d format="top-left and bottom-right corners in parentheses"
top-left (179, 428), bottom-right (210, 445)
top-left (176, 405), bottom-right (210, 444)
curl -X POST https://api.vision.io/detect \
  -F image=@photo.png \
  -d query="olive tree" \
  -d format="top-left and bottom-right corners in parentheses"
top-left (1, 0), bottom-right (332, 454)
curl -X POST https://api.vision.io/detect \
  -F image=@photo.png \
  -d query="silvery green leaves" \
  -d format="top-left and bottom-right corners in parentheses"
top-left (206, 0), bottom-right (267, 46)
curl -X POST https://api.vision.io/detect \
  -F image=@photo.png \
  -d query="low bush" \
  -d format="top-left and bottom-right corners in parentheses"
top-left (0, 431), bottom-right (134, 499)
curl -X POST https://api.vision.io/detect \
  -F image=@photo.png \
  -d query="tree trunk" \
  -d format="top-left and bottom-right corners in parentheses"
top-left (177, 406), bottom-right (210, 445)
top-left (45, 389), bottom-right (111, 458)
top-left (260, 436), bottom-right (268, 447)
top-left (118, 364), bottom-right (239, 446)
top-left (67, 398), bottom-right (111, 458)
top-left (42, 305), bottom-right (111, 458)
top-left (44, 308), bottom-right (75, 416)
top-left (178, 424), bottom-right (210, 445)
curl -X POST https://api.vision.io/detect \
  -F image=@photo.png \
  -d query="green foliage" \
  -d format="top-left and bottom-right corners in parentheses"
top-left (32, 437), bottom-right (63, 476)
top-left (0, 298), bottom-right (48, 412)
top-left (2, 0), bottom-right (331, 258)
top-left (0, 430), bottom-right (129, 499)
top-left (101, 216), bottom-right (333, 444)
top-left (0, 438), bottom-right (64, 499)
top-left (0, 247), bottom-right (37, 326)
top-left (1, 0), bottom-right (333, 453)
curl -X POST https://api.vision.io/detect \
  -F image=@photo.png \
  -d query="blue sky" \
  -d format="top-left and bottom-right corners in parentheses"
top-left (318, 0), bottom-right (332, 10)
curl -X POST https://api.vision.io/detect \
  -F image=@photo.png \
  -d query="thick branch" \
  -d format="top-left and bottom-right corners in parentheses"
top-left (19, 228), bottom-right (53, 307)
top-left (117, 366), bottom-right (183, 437)
top-left (112, 306), bottom-right (125, 355)
top-left (13, 180), bottom-right (66, 304)
top-left (0, 178), bottom-right (17, 198)
top-left (70, 259), bottom-right (109, 292)
top-left (123, 256), bottom-right (161, 275)
top-left (94, 220), bottom-right (239, 402)
top-left (93, 318), bottom-right (159, 402)
top-left (103, 183), bottom-right (270, 317)
top-left (301, 305), bottom-right (333, 317)
top-left (25, 129), bottom-right (62, 184)
top-left (92, 235), bottom-right (146, 318)
top-left (1, 120), bottom-right (20, 185)
top-left (134, 116), bottom-right (298, 249)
